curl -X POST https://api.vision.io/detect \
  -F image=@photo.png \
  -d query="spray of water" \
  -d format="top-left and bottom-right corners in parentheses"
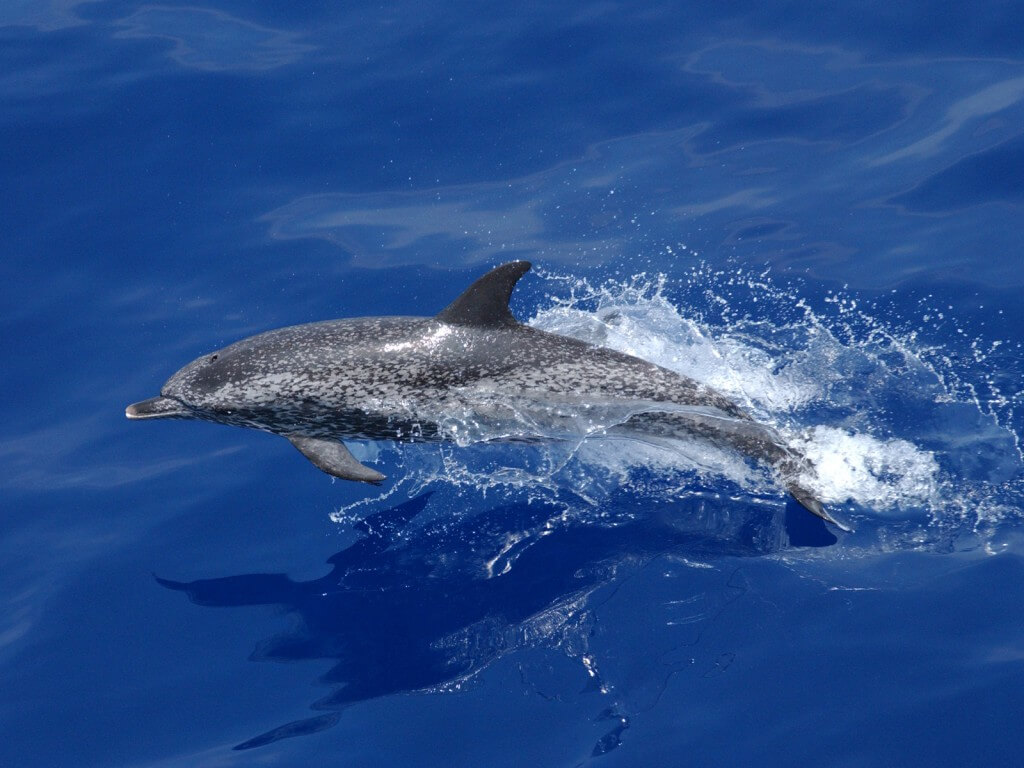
top-left (332, 255), bottom-right (1023, 550)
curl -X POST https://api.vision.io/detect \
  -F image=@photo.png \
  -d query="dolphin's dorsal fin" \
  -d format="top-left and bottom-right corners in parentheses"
top-left (436, 261), bottom-right (531, 327)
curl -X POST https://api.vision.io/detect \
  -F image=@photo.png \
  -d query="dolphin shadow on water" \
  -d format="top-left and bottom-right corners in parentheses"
top-left (158, 491), bottom-right (835, 754)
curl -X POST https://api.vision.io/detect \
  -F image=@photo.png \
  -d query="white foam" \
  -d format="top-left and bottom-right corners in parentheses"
top-left (791, 426), bottom-right (940, 510)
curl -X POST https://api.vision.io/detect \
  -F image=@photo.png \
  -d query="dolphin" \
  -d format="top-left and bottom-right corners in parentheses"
top-left (126, 261), bottom-right (846, 530)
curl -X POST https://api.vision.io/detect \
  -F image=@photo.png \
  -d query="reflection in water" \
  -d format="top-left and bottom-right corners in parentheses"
top-left (114, 7), bottom-right (314, 72)
top-left (159, 492), bottom-right (833, 753)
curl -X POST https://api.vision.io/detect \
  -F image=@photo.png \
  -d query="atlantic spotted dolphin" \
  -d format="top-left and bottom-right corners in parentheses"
top-left (126, 261), bottom-right (845, 529)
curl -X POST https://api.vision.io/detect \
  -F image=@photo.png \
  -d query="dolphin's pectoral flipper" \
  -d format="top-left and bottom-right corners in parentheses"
top-left (287, 436), bottom-right (386, 484)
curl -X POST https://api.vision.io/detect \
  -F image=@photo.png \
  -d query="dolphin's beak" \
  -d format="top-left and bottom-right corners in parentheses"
top-left (125, 396), bottom-right (191, 420)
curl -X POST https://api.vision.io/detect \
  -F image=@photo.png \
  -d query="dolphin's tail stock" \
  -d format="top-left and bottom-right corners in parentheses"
top-left (626, 409), bottom-right (850, 531)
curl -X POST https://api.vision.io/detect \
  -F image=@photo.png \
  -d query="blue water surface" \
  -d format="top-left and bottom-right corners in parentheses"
top-left (3, 2), bottom-right (1024, 766)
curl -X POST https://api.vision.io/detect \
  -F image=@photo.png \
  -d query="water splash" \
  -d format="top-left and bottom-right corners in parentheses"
top-left (334, 256), bottom-right (1023, 548)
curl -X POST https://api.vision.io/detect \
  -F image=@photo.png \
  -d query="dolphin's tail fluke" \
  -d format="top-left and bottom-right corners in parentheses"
top-left (785, 480), bottom-right (853, 532)
top-left (775, 448), bottom-right (853, 532)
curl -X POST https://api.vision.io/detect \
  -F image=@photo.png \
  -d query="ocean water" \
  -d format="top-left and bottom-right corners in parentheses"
top-left (3, 2), bottom-right (1024, 766)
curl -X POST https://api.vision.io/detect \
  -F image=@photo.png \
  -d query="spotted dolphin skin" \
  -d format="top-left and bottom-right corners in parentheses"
top-left (126, 261), bottom-right (847, 530)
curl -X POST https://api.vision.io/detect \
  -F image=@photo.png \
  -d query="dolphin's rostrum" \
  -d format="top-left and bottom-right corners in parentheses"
top-left (126, 261), bottom-right (846, 530)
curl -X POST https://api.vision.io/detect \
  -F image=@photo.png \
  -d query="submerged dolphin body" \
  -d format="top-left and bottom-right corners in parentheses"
top-left (126, 261), bottom-right (846, 530)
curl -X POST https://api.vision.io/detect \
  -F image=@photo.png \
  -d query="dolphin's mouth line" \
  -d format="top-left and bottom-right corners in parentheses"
top-left (125, 395), bottom-right (193, 420)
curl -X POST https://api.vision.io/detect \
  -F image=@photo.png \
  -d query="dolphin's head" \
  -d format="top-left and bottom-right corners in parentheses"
top-left (126, 337), bottom-right (272, 424)
top-left (124, 349), bottom-right (227, 422)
